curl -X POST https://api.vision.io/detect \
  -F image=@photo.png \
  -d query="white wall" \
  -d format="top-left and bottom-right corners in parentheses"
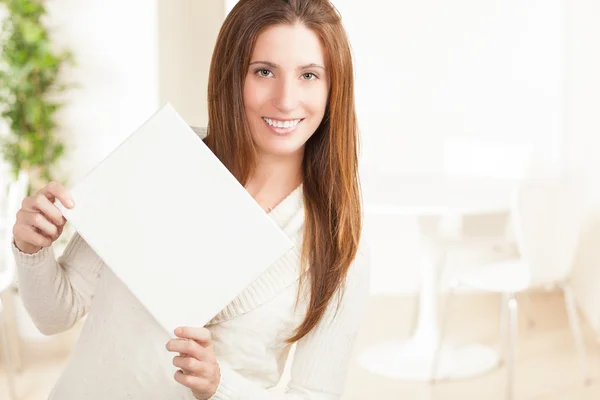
top-left (336, 0), bottom-right (564, 178)
top-left (46, 0), bottom-right (160, 184)
top-left (565, 0), bottom-right (600, 333)
top-left (45, 0), bottom-right (222, 184)
top-left (158, 1), bottom-right (223, 128)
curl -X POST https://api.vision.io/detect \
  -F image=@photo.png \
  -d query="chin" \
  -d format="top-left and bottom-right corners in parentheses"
top-left (258, 139), bottom-right (306, 158)
top-left (252, 124), bottom-right (311, 158)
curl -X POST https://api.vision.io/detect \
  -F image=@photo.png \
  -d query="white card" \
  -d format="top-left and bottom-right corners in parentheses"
top-left (57, 103), bottom-right (294, 333)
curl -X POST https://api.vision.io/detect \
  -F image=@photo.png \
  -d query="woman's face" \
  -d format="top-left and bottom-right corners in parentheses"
top-left (243, 23), bottom-right (330, 159)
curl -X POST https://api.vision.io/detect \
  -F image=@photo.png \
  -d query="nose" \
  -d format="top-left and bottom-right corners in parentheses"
top-left (272, 78), bottom-right (299, 114)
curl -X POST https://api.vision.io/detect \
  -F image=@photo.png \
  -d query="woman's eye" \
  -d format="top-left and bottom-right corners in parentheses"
top-left (302, 72), bottom-right (317, 80)
top-left (257, 69), bottom-right (272, 77)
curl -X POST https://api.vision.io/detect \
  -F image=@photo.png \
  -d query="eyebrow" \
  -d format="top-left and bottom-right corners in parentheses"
top-left (249, 61), bottom-right (326, 71)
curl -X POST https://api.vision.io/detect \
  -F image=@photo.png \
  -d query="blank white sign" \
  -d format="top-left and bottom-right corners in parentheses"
top-left (57, 103), bottom-right (294, 333)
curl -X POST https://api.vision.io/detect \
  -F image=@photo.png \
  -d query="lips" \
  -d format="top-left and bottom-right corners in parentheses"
top-left (262, 117), bottom-right (303, 129)
top-left (262, 117), bottom-right (304, 135)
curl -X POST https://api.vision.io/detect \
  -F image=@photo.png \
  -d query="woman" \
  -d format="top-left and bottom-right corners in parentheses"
top-left (12, 0), bottom-right (370, 399)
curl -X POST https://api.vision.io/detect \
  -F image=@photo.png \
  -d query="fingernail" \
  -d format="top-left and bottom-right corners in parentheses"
top-left (68, 199), bottom-right (74, 208)
top-left (174, 328), bottom-right (181, 335)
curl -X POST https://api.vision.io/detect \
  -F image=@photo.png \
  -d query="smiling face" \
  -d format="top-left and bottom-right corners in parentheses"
top-left (243, 23), bottom-right (330, 160)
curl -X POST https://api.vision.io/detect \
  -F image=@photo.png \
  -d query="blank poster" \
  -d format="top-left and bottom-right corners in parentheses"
top-left (57, 103), bottom-right (294, 333)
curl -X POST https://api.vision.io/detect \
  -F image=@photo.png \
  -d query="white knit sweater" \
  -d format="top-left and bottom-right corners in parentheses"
top-left (13, 185), bottom-right (370, 399)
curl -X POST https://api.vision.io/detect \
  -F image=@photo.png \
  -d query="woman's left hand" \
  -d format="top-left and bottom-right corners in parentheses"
top-left (166, 326), bottom-right (221, 400)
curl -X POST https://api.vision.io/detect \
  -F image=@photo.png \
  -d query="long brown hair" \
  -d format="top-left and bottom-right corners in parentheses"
top-left (205, 0), bottom-right (362, 343)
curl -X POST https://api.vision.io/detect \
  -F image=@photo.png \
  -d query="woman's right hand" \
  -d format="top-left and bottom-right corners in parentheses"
top-left (13, 181), bottom-right (75, 254)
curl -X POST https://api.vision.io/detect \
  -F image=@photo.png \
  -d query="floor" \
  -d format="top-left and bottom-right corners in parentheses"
top-left (2, 291), bottom-right (600, 400)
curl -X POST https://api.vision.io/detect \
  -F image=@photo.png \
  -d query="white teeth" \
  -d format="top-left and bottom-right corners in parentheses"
top-left (263, 118), bottom-right (301, 129)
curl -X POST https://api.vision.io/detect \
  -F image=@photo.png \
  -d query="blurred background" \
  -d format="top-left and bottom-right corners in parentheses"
top-left (1, 0), bottom-right (600, 399)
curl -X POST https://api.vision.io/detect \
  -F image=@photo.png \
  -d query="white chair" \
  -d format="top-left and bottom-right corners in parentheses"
top-left (0, 170), bottom-right (29, 399)
top-left (431, 178), bottom-right (588, 400)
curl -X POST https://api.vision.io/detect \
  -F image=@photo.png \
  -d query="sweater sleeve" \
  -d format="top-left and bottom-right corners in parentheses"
top-left (209, 245), bottom-right (371, 400)
top-left (12, 231), bottom-right (105, 335)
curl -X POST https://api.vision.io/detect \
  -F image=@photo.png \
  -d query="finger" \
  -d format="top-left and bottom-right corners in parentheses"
top-left (38, 181), bottom-right (74, 209)
top-left (166, 338), bottom-right (206, 360)
top-left (172, 355), bottom-right (203, 375)
top-left (173, 356), bottom-right (216, 379)
top-left (173, 369), bottom-right (207, 390)
top-left (23, 194), bottom-right (66, 227)
top-left (13, 223), bottom-right (53, 248)
top-left (174, 327), bottom-right (212, 347)
top-left (23, 211), bottom-right (60, 239)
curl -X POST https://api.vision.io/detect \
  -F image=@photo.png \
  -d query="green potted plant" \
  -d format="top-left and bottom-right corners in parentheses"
top-left (0, 0), bottom-right (74, 195)
top-left (0, 0), bottom-right (74, 342)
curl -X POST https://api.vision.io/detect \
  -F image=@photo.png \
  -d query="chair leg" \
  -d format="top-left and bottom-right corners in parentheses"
top-left (430, 281), bottom-right (457, 383)
top-left (561, 282), bottom-right (590, 385)
top-left (506, 293), bottom-right (518, 400)
top-left (0, 311), bottom-right (18, 400)
top-left (518, 291), bottom-right (536, 328)
top-left (498, 292), bottom-right (510, 365)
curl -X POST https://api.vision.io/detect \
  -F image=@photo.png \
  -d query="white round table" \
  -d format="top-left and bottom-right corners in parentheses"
top-left (359, 177), bottom-right (514, 381)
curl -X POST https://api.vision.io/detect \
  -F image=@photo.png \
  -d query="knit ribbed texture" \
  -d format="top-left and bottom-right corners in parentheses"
top-left (13, 232), bottom-right (105, 335)
top-left (12, 184), bottom-right (370, 400)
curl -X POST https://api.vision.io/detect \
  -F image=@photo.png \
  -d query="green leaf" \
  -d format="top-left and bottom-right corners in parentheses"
top-left (0, 0), bottom-right (73, 181)
top-left (21, 20), bottom-right (42, 43)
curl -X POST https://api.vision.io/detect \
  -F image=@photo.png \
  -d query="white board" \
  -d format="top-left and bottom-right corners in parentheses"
top-left (57, 103), bottom-right (294, 333)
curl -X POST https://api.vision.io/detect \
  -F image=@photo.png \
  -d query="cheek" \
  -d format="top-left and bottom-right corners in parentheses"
top-left (243, 80), bottom-right (258, 113)
top-left (243, 77), bottom-right (269, 114)
top-left (304, 92), bottom-right (328, 139)
top-left (307, 86), bottom-right (329, 120)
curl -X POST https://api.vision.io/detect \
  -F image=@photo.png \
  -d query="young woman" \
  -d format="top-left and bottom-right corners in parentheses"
top-left (12, 0), bottom-right (370, 399)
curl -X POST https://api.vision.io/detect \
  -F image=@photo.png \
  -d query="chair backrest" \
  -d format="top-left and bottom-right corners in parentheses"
top-left (0, 170), bottom-right (29, 289)
top-left (511, 177), bottom-right (582, 284)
